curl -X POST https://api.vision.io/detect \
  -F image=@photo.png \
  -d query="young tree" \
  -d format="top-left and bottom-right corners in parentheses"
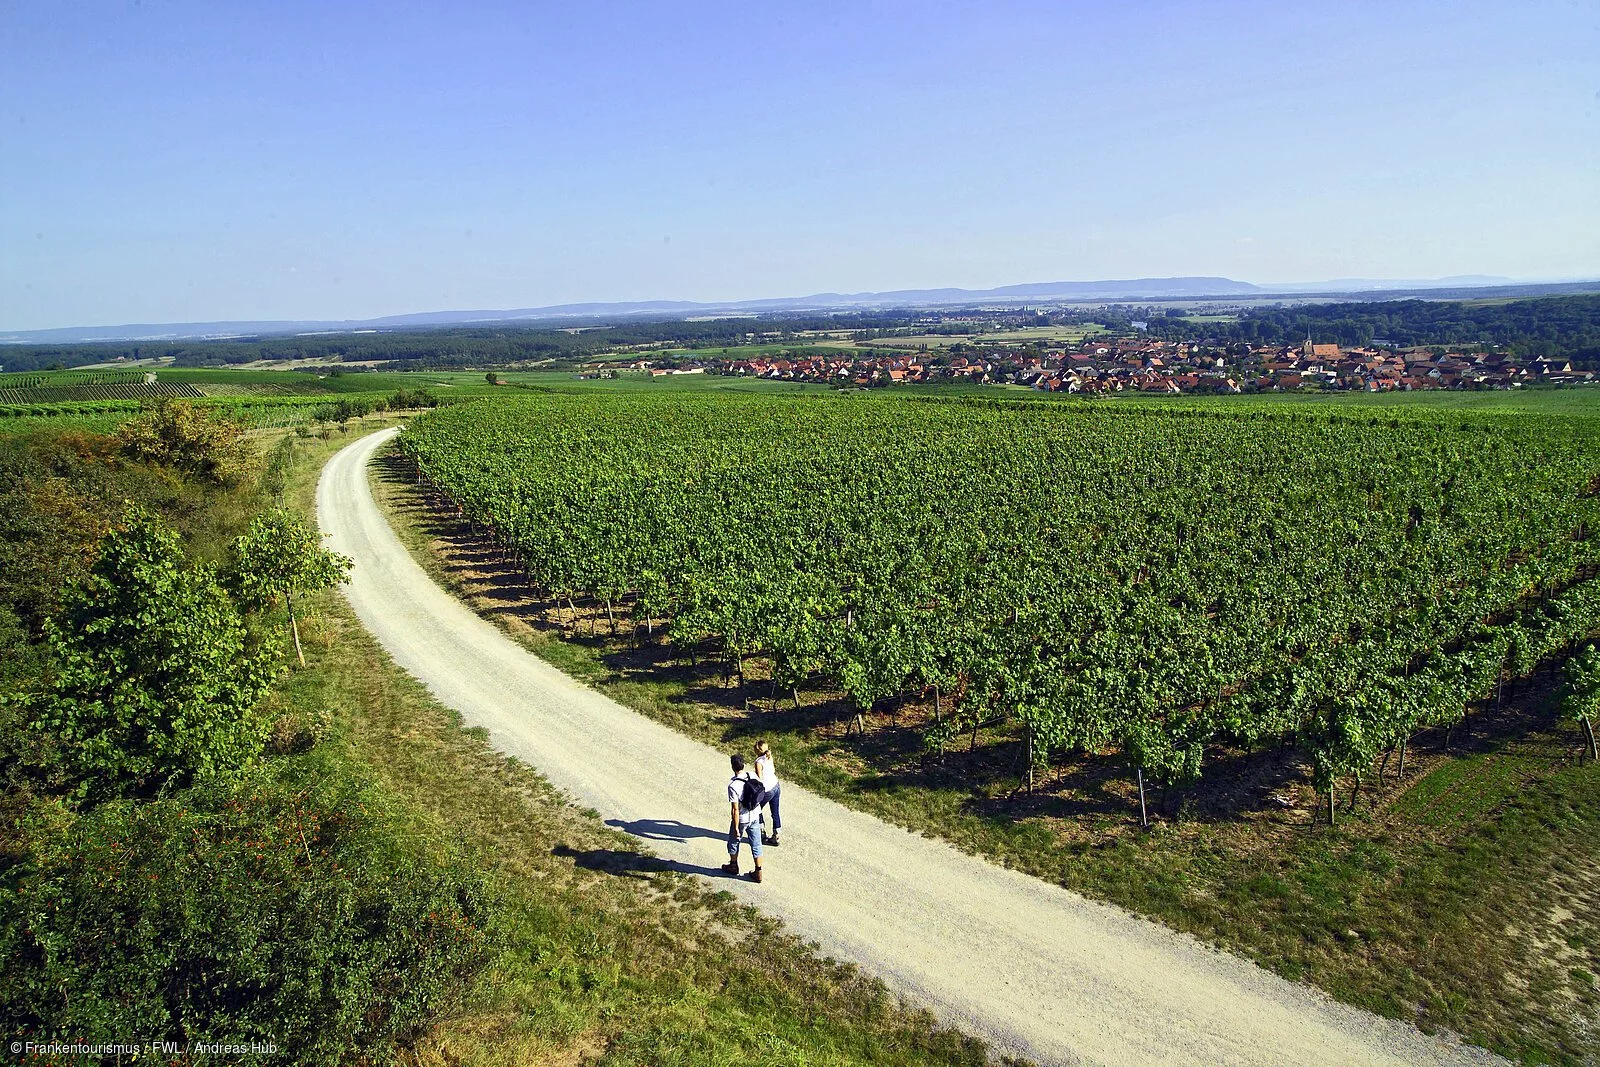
top-left (29, 508), bottom-right (276, 801)
top-left (1564, 644), bottom-right (1600, 762)
top-left (231, 507), bottom-right (353, 667)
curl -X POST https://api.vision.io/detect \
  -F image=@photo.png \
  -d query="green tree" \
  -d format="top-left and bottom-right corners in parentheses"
top-left (231, 507), bottom-right (352, 667)
top-left (29, 508), bottom-right (275, 801)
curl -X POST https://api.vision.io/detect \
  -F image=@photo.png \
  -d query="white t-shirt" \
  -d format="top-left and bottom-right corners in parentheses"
top-left (728, 774), bottom-right (762, 826)
top-left (754, 754), bottom-right (778, 790)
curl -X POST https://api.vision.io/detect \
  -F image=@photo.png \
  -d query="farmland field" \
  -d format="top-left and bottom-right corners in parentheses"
top-left (829, 325), bottom-right (1107, 350)
top-left (0, 368), bottom-right (529, 428)
top-left (393, 390), bottom-right (1600, 1061)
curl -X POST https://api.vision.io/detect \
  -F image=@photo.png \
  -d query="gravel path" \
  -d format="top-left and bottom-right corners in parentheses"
top-left (319, 427), bottom-right (1502, 1067)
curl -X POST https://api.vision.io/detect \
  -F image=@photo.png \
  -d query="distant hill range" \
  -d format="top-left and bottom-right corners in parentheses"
top-left (6, 275), bottom-right (1598, 345)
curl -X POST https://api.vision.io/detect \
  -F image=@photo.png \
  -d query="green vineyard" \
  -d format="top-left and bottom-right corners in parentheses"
top-left (399, 393), bottom-right (1600, 810)
top-left (0, 369), bottom-right (149, 389)
top-left (0, 381), bottom-right (205, 404)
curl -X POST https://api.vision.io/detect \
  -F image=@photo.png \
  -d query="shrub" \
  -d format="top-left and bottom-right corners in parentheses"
top-left (28, 508), bottom-right (275, 801)
top-left (0, 751), bottom-right (498, 1063)
top-left (117, 400), bottom-right (247, 484)
top-left (388, 388), bottom-right (437, 410)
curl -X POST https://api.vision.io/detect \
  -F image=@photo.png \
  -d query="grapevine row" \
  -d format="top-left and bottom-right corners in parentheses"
top-left (399, 394), bottom-right (1600, 812)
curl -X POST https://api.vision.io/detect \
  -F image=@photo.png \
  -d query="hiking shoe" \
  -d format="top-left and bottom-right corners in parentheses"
top-left (720, 860), bottom-right (739, 876)
top-left (746, 867), bottom-right (763, 884)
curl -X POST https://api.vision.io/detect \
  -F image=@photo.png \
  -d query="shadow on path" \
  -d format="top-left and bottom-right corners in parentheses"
top-left (552, 843), bottom-right (730, 881)
top-left (606, 817), bottom-right (728, 844)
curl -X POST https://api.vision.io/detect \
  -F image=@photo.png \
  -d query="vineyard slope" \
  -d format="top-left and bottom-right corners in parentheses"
top-left (318, 426), bottom-right (1501, 1067)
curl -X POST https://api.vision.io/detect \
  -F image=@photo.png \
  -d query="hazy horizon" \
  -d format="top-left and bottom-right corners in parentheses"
top-left (10, 273), bottom-right (1600, 343)
top-left (3, 1), bottom-right (1597, 332)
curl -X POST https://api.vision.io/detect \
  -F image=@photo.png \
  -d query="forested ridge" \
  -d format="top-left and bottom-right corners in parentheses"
top-left (0, 314), bottom-right (912, 373)
top-left (6, 292), bottom-right (1600, 374)
top-left (1129, 294), bottom-right (1600, 356)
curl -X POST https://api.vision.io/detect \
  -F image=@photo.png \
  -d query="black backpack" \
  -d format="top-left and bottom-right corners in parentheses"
top-left (735, 774), bottom-right (767, 813)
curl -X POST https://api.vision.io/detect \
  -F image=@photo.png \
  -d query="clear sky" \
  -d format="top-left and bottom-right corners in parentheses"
top-left (2, 0), bottom-right (1597, 330)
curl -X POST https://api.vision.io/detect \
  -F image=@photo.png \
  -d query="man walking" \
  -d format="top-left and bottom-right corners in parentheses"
top-left (721, 753), bottom-right (765, 883)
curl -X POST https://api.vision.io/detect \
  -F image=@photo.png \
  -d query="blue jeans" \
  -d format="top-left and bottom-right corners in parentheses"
top-left (761, 782), bottom-right (782, 833)
top-left (728, 820), bottom-right (763, 861)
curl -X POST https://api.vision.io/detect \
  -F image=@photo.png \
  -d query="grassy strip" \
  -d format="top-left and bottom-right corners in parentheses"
top-left (276, 424), bottom-right (993, 1066)
top-left (372, 440), bottom-right (1600, 1065)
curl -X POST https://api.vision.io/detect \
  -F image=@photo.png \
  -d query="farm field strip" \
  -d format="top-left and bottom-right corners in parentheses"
top-left (0, 381), bottom-right (205, 404)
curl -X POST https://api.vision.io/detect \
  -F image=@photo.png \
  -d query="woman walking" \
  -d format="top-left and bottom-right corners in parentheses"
top-left (754, 739), bottom-right (782, 845)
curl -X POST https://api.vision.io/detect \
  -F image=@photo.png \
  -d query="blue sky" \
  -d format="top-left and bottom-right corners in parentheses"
top-left (2, 0), bottom-right (1597, 329)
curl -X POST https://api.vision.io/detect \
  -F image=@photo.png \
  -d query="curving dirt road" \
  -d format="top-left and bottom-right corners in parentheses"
top-left (318, 427), bottom-right (1501, 1067)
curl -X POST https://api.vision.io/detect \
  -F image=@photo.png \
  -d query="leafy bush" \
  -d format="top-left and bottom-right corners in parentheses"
top-left (0, 751), bottom-right (497, 1063)
top-left (0, 436), bottom-right (119, 632)
top-left (117, 400), bottom-right (247, 484)
top-left (28, 508), bottom-right (275, 801)
top-left (387, 388), bottom-right (438, 410)
top-left (311, 398), bottom-right (375, 426)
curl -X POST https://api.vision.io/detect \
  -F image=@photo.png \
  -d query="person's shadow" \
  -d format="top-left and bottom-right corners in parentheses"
top-left (606, 817), bottom-right (728, 844)
top-left (552, 843), bottom-right (729, 880)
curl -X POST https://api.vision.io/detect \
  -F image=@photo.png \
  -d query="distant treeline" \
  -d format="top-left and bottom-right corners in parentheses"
top-left (1116, 294), bottom-right (1600, 358)
top-left (6, 295), bottom-right (1600, 372)
top-left (0, 314), bottom-right (924, 373)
